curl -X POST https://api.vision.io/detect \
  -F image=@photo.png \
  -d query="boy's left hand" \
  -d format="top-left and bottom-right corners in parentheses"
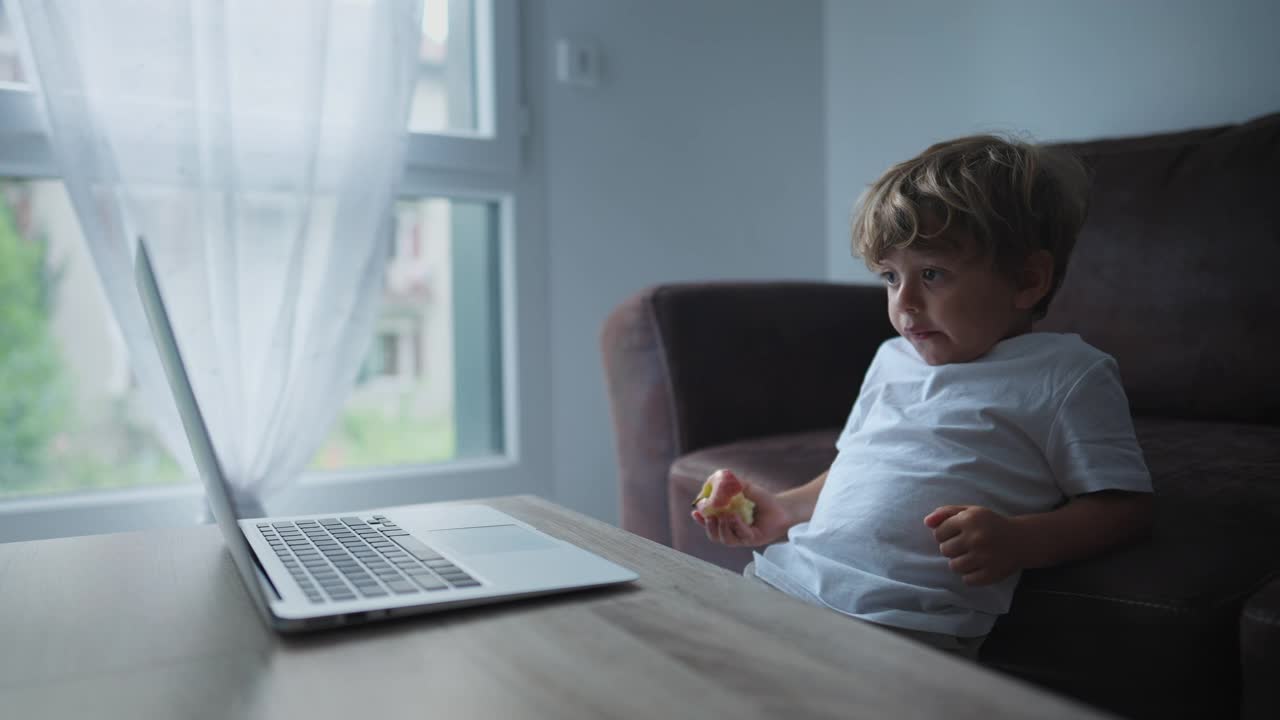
top-left (924, 505), bottom-right (1026, 586)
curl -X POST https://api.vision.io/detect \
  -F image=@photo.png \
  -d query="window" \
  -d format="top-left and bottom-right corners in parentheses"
top-left (412, 0), bottom-right (476, 135)
top-left (0, 179), bottom-right (182, 498)
top-left (377, 333), bottom-right (401, 377)
top-left (0, 3), bottom-right (23, 84)
top-left (0, 1), bottom-right (525, 516)
top-left (315, 197), bottom-right (504, 473)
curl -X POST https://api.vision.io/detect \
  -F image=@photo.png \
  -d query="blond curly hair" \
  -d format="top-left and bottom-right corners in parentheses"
top-left (852, 134), bottom-right (1091, 319)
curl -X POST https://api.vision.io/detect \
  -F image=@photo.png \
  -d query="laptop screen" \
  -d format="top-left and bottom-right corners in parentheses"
top-left (133, 239), bottom-right (277, 612)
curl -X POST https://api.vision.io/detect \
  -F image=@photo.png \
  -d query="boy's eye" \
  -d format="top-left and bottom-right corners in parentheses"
top-left (879, 271), bottom-right (898, 285)
top-left (922, 268), bottom-right (942, 281)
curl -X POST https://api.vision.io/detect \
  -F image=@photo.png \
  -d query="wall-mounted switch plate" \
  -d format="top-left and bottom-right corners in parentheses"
top-left (556, 37), bottom-right (601, 88)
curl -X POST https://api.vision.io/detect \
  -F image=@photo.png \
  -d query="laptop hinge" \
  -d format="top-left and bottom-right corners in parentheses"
top-left (246, 544), bottom-right (283, 601)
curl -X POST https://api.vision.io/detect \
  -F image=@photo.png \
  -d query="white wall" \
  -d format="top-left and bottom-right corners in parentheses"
top-left (824, 0), bottom-right (1280, 282)
top-left (538, 0), bottom-right (826, 523)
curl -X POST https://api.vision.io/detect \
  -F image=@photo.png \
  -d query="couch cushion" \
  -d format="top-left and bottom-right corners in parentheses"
top-left (1043, 113), bottom-right (1280, 424)
top-left (668, 429), bottom-right (839, 573)
top-left (1137, 415), bottom-right (1280, 518)
top-left (1241, 576), bottom-right (1280, 720)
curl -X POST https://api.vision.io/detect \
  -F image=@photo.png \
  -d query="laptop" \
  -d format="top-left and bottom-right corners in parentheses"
top-left (133, 239), bottom-right (637, 632)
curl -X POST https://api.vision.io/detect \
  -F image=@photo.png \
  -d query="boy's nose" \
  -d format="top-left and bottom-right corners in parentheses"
top-left (896, 284), bottom-right (923, 314)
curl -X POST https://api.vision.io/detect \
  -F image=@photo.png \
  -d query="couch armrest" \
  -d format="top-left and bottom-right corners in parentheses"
top-left (601, 281), bottom-right (893, 545)
top-left (1242, 573), bottom-right (1280, 720)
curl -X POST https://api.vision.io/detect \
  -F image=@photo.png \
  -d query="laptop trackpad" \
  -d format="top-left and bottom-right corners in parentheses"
top-left (427, 524), bottom-right (558, 555)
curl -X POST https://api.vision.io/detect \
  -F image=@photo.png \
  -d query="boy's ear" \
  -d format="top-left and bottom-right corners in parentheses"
top-left (1013, 250), bottom-right (1055, 311)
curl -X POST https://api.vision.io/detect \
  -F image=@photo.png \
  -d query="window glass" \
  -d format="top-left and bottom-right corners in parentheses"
top-left (313, 196), bottom-right (504, 471)
top-left (0, 179), bottom-right (185, 498)
top-left (0, 2), bottom-right (25, 85)
top-left (0, 0), bottom-right (482, 134)
top-left (0, 181), bottom-right (504, 498)
top-left (409, 0), bottom-right (481, 135)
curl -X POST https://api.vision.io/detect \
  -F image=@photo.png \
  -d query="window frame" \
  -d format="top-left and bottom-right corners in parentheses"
top-left (0, 0), bottom-right (543, 544)
top-left (406, 0), bottom-right (523, 176)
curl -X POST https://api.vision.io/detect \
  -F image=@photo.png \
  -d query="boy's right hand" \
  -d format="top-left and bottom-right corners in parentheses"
top-left (690, 469), bottom-right (791, 548)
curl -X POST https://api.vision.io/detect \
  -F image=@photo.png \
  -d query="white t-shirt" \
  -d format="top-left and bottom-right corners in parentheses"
top-left (753, 332), bottom-right (1152, 638)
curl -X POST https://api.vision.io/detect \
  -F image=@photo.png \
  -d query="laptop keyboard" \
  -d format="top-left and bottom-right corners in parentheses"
top-left (256, 515), bottom-right (481, 604)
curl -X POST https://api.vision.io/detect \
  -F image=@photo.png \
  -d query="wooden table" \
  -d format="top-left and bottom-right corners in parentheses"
top-left (0, 495), bottom-right (1111, 719)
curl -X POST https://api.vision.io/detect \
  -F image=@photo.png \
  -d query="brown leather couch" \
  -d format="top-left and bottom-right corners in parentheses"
top-left (601, 113), bottom-right (1280, 720)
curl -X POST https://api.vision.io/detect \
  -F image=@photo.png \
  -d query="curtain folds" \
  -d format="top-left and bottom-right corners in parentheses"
top-left (16, 0), bottom-right (422, 514)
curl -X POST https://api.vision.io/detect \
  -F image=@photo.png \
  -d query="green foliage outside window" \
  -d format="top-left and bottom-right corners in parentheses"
top-left (0, 203), bottom-right (68, 489)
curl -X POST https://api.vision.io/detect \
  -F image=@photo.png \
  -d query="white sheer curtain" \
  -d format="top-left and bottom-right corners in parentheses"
top-left (15, 0), bottom-right (422, 515)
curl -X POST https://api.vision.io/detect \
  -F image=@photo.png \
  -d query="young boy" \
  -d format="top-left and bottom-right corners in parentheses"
top-left (691, 134), bottom-right (1153, 659)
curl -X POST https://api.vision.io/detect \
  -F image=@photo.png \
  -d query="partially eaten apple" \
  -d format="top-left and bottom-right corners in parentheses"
top-left (691, 474), bottom-right (756, 526)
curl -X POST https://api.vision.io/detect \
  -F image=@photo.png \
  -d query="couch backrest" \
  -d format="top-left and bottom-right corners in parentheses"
top-left (1040, 112), bottom-right (1280, 424)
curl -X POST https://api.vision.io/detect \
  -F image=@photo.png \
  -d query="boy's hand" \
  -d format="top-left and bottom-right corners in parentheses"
top-left (924, 505), bottom-right (1026, 586)
top-left (691, 469), bottom-right (791, 548)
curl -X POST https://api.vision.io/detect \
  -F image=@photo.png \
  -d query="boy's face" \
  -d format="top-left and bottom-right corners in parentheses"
top-left (873, 241), bottom-right (1043, 366)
